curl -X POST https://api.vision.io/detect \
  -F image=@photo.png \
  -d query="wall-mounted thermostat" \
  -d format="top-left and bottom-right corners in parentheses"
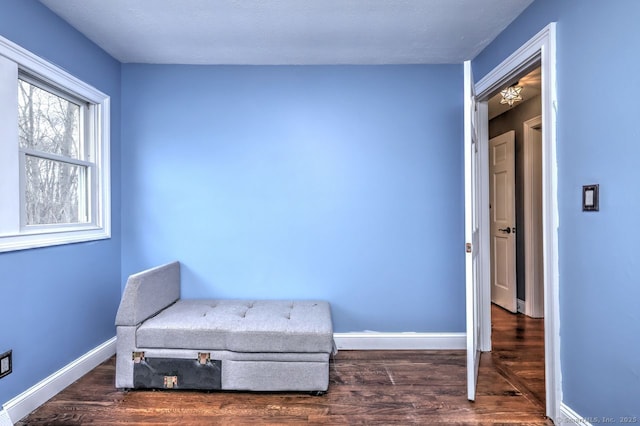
top-left (582, 184), bottom-right (599, 211)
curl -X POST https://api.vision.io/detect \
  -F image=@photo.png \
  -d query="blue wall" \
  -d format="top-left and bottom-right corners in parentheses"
top-left (474, 0), bottom-right (640, 419)
top-left (121, 64), bottom-right (465, 333)
top-left (0, 0), bottom-right (122, 404)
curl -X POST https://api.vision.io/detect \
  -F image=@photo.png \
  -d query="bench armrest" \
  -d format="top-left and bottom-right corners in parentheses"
top-left (115, 261), bottom-right (181, 326)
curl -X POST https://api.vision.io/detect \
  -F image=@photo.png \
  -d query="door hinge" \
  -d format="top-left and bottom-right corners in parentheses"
top-left (465, 243), bottom-right (472, 253)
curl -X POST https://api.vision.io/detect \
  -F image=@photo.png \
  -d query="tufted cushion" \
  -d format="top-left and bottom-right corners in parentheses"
top-left (136, 299), bottom-right (334, 353)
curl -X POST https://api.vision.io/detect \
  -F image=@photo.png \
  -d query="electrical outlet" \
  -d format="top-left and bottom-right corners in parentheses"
top-left (0, 350), bottom-right (12, 379)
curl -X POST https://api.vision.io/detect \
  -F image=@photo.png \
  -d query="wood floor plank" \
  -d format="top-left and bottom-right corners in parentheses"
top-left (17, 307), bottom-right (550, 425)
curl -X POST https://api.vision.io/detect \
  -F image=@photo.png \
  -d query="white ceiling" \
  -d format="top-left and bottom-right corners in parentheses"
top-left (38, 0), bottom-right (533, 65)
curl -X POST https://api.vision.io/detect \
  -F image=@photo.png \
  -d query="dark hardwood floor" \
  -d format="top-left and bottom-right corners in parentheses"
top-left (18, 307), bottom-right (548, 425)
top-left (490, 303), bottom-right (546, 411)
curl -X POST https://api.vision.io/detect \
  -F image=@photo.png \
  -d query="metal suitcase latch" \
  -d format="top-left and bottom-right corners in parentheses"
top-left (164, 376), bottom-right (178, 389)
top-left (198, 352), bottom-right (210, 365)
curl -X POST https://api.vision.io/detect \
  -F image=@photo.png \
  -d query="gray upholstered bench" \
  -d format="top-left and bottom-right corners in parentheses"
top-left (115, 262), bottom-right (335, 392)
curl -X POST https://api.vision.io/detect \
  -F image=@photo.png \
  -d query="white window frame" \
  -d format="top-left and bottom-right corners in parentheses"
top-left (0, 35), bottom-right (110, 252)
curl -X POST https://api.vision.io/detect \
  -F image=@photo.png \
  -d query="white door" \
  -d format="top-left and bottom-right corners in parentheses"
top-left (489, 131), bottom-right (516, 313)
top-left (464, 61), bottom-right (481, 401)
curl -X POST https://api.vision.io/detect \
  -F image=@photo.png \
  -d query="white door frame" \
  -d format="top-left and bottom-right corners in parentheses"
top-left (523, 115), bottom-right (544, 318)
top-left (474, 23), bottom-right (561, 422)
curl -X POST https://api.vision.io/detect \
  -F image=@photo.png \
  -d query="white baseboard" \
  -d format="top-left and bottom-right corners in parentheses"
top-left (517, 298), bottom-right (525, 314)
top-left (334, 332), bottom-right (465, 350)
top-left (0, 409), bottom-right (12, 426)
top-left (559, 403), bottom-right (592, 426)
top-left (3, 336), bottom-right (116, 424)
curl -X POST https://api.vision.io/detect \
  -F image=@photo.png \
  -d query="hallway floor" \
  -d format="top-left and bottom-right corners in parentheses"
top-left (490, 303), bottom-right (546, 410)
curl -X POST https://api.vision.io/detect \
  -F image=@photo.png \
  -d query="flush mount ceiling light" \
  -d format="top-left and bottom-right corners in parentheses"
top-left (500, 84), bottom-right (523, 106)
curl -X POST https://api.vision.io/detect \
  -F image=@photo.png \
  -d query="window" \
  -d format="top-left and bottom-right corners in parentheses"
top-left (0, 35), bottom-right (110, 252)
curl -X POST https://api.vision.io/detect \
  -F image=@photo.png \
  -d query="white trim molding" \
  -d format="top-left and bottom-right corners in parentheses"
top-left (559, 403), bottom-right (593, 426)
top-left (0, 34), bottom-right (111, 253)
top-left (3, 337), bottom-right (115, 424)
top-left (334, 332), bottom-right (465, 350)
top-left (0, 409), bottom-right (12, 426)
top-left (523, 115), bottom-right (544, 319)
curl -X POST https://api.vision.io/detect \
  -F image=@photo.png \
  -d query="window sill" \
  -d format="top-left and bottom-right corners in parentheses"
top-left (0, 227), bottom-right (111, 253)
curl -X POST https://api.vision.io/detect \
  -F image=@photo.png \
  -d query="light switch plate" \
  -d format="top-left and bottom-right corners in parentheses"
top-left (582, 184), bottom-right (599, 211)
top-left (0, 350), bottom-right (11, 379)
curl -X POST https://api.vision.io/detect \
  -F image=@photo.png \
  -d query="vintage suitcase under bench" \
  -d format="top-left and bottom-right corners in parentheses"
top-left (115, 262), bottom-right (335, 392)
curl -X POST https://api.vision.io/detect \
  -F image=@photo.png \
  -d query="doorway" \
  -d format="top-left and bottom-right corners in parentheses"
top-left (487, 66), bottom-right (545, 408)
top-left (466, 23), bottom-right (561, 422)
top-left (488, 66), bottom-right (543, 317)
